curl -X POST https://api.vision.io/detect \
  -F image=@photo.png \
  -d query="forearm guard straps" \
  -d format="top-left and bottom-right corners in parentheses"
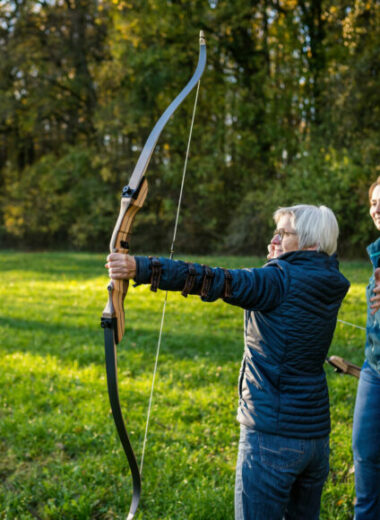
top-left (222, 269), bottom-right (233, 298)
top-left (181, 263), bottom-right (197, 297)
top-left (149, 257), bottom-right (162, 292)
top-left (200, 266), bottom-right (215, 298)
top-left (181, 263), bottom-right (232, 299)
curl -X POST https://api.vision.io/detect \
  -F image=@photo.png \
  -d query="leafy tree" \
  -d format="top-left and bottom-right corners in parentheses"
top-left (0, 0), bottom-right (378, 255)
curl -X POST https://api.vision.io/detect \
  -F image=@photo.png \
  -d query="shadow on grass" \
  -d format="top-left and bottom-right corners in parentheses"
top-left (0, 313), bottom-right (243, 369)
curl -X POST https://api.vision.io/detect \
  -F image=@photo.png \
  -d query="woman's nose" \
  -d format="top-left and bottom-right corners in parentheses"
top-left (271, 233), bottom-right (281, 245)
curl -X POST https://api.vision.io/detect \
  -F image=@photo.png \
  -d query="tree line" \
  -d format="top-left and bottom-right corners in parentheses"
top-left (0, 0), bottom-right (378, 256)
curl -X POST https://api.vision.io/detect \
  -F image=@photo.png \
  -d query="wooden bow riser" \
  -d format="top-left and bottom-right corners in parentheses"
top-left (102, 178), bottom-right (149, 344)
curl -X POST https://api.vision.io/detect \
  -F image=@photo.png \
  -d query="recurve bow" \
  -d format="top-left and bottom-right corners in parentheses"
top-left (326, 355), bottom-right (361, 379)
top-left (100, 32), bottom-right (207, 519)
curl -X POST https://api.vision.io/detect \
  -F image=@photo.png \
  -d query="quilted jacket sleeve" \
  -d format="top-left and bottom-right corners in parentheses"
top-left (134, 256), bottom-right (287, 312)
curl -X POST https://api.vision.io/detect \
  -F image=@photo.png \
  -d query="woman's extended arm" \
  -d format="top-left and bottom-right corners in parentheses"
top-left (105, 252), bottom-right (286, 311)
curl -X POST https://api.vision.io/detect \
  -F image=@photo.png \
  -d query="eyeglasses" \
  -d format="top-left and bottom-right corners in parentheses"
top-left (272, 228), bottom-right (298, 241)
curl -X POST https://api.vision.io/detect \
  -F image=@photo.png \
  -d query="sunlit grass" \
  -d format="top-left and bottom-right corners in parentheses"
top-left (0, 251), bottom-right (370, 519)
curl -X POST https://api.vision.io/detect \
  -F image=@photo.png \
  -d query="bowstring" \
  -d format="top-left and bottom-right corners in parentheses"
top-left (337, 318), bottom-right (366, 331)
top-left (138, 74), bottom-right (367, 473)
top-left (139, 80), bottom-right (202, 475)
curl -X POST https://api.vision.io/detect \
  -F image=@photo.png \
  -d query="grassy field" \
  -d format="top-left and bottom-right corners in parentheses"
top-left (0, 251), bottom-right (370, 519)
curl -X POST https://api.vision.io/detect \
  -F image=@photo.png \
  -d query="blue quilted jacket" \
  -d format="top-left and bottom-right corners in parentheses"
top-left (135, 250), bottom-right (350, 438)
top-left (365, 237), bottom-right (380, 372)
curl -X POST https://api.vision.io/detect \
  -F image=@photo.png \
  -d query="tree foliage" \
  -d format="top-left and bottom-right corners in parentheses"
top-left (0, 0), bottom-right (379, 255)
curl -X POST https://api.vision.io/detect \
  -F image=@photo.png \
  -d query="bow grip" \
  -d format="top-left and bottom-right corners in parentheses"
top-left (102, 178), bottom-right (148, 344)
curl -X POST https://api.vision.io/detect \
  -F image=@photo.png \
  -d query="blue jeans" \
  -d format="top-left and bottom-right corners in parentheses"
top-left (352, 360), bottom-right (380, 520)
top-left (235, 425), bottom-right (329, 520)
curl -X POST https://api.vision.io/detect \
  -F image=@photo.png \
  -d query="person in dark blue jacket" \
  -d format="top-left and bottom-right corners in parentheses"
top-left (352, 177), bottom-right (380, 520)
top-left (106, 204), bottom-right (350, 520)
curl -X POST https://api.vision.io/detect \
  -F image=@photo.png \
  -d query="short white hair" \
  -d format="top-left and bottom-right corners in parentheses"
top-left (273, 204), bottom-right (339, 255)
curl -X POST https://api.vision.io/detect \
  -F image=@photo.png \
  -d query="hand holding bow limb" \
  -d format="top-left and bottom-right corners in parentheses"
top-left (106, 252), bottom-right (137, 280)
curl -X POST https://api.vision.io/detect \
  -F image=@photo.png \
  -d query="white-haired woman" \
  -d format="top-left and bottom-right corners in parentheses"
top-left (106, 204), bottom-right (349, 520)
top-left (352, 177), bottom-right (380, 519)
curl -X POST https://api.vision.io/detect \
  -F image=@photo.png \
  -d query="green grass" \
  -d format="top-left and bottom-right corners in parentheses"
top-left (0, 251), bottom-right (370, 519)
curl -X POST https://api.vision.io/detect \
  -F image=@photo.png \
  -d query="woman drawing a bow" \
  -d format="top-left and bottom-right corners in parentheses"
top-left (106, 204), bottom-right (349, 520)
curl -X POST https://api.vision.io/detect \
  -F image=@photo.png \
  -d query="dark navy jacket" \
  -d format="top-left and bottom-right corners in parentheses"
top-left (135, 251), bottom-right (350, 439)
top-left (365, 237), bottom-right (380, 372)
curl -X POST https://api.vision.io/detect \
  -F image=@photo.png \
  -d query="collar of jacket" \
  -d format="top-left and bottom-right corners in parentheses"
top-left (367, 237), bottom-right (380, 269)
top-left (268, 249), bottom-right (337, 268)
